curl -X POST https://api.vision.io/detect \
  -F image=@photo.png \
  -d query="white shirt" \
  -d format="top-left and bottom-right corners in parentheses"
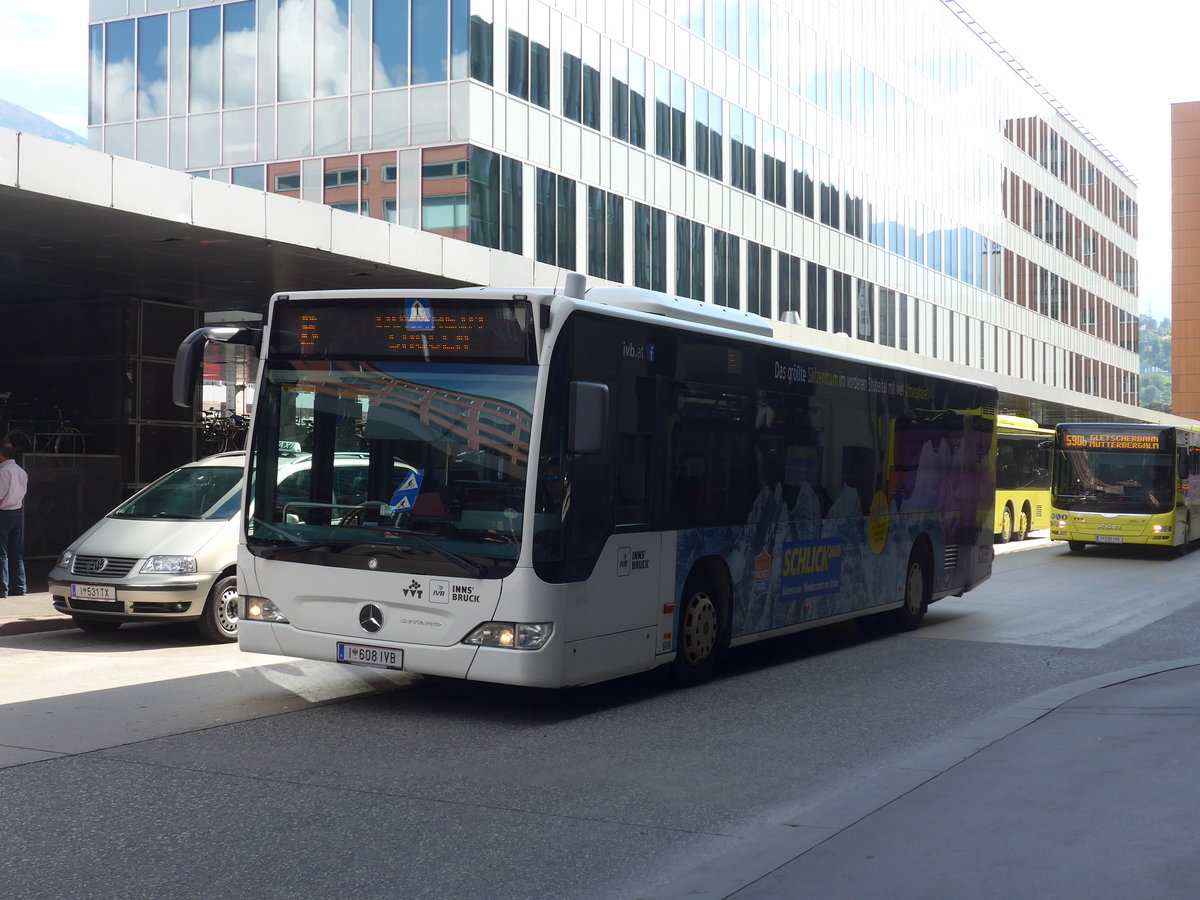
top-left (0, 458), bottom-right (27, 510)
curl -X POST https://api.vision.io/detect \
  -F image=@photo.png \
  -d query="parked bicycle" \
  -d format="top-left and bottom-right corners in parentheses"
top-left (200, 408), bottom-right (249, 455)
top-left (0, 392), bottom-right (87, 455)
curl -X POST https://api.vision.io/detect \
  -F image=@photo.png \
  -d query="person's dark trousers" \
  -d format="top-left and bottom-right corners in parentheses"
top-left (0, 508), bottom-right (26, 597)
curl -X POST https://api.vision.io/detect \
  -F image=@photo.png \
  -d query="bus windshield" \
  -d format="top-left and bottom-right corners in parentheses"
top-left (1052, 444), bottom-right (1175, 515)
top-left (246, 359), bottom-right (537, 578)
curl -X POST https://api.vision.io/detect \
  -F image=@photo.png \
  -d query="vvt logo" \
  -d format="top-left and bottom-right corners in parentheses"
top-left (402, 579), bottom-right (423, 599)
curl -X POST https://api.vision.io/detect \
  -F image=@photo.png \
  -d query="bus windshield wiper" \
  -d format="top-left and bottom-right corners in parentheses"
top-left (385, 528), bottom-right (487, 577)
top-left (254, 540), bottom-right (347, 558)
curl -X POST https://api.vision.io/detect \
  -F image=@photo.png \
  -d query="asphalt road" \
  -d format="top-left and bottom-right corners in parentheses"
top-left (4, 534), bottom-right (1199, 899)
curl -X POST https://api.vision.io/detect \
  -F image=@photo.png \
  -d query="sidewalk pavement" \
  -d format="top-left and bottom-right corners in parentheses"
top-left (647, 658), bottom-right (1200, 899)
top-left (0, 559), bottom-right (72, 636)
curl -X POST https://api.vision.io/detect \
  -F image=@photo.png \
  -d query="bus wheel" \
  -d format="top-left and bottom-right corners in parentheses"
top-left (1013, 507), bottom-right (1029, 542)
top-left (883, 548), bottom-right (930, 632)
top-left (671, 568), bottom-right (729, 685)
top-left (1068, 541), bottom-right (1086, 552)
top-left (197, 575), bottom-right (239, 643)
top-left (998, 506), bottom-right (1013, 544)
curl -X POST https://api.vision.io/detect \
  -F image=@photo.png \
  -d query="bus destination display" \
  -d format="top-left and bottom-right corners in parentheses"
top-left (1060, 429), bottom-right (1166, 451)
top-left (271, 298), bottom-right (534, 362)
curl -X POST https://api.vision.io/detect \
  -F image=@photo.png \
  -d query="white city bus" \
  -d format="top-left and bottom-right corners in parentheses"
top-left (175, 278), bottom-right (997, 687)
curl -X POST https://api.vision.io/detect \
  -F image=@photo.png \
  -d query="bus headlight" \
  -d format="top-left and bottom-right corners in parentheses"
top-left (1152, 524), bottom-right (1172, 534)
top-left (462, 621), bottom-right (553, 650)
top-left (141, 555), bottom-right (198, 574)
top-left (243, 595), bottom-right (289, 623)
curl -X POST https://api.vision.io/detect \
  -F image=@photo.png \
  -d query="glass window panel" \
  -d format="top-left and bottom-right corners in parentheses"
top-left (188, 8), bottom-right (221, 114)
top-left (536, 168), bottom-right (556, 263)
top-left (411, 84), bottom-right (449, 143)
top-left (232, 164), bottom-right (265, 189)
top-left (257, 0), bottom-right (277, 103)
top-left (629, 52), bottom-right (646, 149)
top-left (135, 118), bottom-right (168, 167)
top-left (315, 0), bottom-right (350, 97)
top-left (412, 0), bottom-right (448, 84)
top-left (501, 156), bottom-right (523, 253)
top-left (451, 0), bottom-right (470, 79)
top-left (469, 146), bottom-right (500, 248)
top-left (279, 0), bottom-right (314, 101)
top-left (105, 123), bottom-right (135, 159)
top-left (372, 0), bottom-right (408, 88)
top-left (606, 193), bottom-right (623, 283)
top-left (563, 53), bottom-right (582, 122)
top-left (105, 19), bottom-right (136, 122)
top-left (224, 1), bottom-right (257, 108)
top-left (313, 97), bottom-right (349, 154)
top-left (670, 73), bottom-right (685, 165)
top-left (530, 41), bottom-right (550, 108)
top-left (277, 101), bottom-right (313, 158)
top-left (137, 15), bottom-right (169, 118)
top-left (507, 29), bottom-right (529, 99)
top-left (423, 194), bottom-right (468, 229)
top-left (469, 0), bottom-right (494, 84)
top-left (223, 107), bottom-right (257, 163)
top-left (187, 112), bottom-right (220, 167)
top-left (581, 29), bottom-right (600, 131)
top-left (371, 89), bottom-right (408, 147)
top-left (556, 176), bottom-right (576, 270)
top-left (170, 115), bottom-right (187, 168)
top-left (90, 24), bottom-right (104, 125)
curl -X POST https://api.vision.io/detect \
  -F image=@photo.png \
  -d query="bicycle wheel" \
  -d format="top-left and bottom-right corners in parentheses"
top-left (2, 430), bottom-right (35, 455)
top-left (51, 427), bottom-right (86, 455)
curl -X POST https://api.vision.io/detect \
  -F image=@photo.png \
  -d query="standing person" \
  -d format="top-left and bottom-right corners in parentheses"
top-left (0, 440), bottom-right (28, 598)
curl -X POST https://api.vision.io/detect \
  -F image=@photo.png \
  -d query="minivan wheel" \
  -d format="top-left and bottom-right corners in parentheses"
top-left (197, 575), bottom-right (239, 643)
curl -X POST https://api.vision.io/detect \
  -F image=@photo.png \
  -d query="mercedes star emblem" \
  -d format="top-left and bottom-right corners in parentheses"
top-left (359, 604), bottom-right (384, 633)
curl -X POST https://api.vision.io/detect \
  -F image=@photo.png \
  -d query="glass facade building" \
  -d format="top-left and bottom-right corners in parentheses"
top-left (87, 0), bottom-right (1142, 417)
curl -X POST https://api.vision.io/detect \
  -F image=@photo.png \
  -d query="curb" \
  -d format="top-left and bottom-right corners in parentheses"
top-left (640, 657), bottom-right (1200, 900)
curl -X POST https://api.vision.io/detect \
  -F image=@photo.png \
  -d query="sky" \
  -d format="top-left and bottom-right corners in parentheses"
top-left (0, 0), bottom-right (1193, 322)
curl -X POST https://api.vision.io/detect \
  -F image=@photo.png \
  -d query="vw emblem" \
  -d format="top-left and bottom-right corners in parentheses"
top-left (95, 558), bottom-right (109, 573)
top-left (359, 604), bottom-right (384, 634)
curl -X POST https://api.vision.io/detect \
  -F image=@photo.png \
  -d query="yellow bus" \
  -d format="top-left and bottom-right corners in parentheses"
top-left (1050, 423), bottom-right (1200, 553)
top-left (994, 415), bottom-right (1052, 543)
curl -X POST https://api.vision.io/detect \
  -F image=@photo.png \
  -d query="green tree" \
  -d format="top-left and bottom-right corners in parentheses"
top-left (1139, 317), bottom-right (1171, 412)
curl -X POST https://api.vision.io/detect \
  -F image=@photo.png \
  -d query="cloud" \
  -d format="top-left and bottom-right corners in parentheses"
top-left (0, 1), bottom-right (90, 132)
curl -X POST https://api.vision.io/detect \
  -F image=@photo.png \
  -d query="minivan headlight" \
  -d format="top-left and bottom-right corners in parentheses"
top-left (141, 555), bottom-right (198, 574)
top-left (57, 549), bottom-right (75, 570)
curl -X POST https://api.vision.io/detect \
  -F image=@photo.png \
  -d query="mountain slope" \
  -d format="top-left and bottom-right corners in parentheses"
top-left (0, 98), bottom-right (85, 146)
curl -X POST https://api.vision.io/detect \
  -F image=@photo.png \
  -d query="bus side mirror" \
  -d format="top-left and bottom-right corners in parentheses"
top-left (173, 326), bottom-right (262, 408)
top-left (568, 381), bottom-right (608, 455)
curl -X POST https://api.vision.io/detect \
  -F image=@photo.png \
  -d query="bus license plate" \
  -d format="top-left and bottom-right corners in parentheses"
top-left (71, 584), bottom-right (117, 601)
top-left (337, 642), bottom-right (403, 670)
top-left (1096, 535), bottom-right (1122, 544)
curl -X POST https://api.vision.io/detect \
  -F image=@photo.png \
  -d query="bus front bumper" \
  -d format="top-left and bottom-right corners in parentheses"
top-left (238, 619), bottom-right (575, 688)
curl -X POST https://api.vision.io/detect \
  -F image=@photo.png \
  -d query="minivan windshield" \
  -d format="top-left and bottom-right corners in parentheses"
top-left (111, 466), bottom-right (243, 521)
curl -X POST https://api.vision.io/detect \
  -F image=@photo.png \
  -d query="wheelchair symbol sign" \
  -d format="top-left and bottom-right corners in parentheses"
top-left (389, 469), bottom-right (425, 514)
top-left (406, 299), bottom-right (435, 331)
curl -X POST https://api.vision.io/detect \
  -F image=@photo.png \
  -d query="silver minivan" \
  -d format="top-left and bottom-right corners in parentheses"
top-left (48, 450), bottom-right (401, 642)
top-left (48, 451), bottom-right (248, 642)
